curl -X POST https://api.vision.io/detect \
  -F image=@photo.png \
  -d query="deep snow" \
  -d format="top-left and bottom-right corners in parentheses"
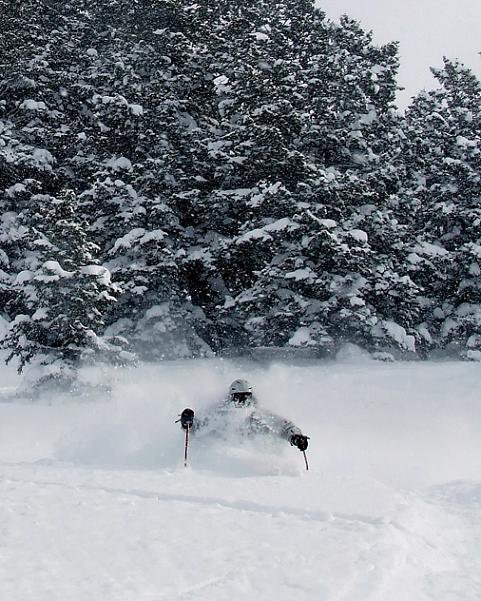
top-left (1, 355), bottom-right (481, 600)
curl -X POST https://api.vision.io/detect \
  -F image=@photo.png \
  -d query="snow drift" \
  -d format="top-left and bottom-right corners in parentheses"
top-left (1, 356), bottom-right (481, 600)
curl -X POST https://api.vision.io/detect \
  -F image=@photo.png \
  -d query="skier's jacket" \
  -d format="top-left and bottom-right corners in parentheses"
top-left (190, 395), bottom-right (303, 442)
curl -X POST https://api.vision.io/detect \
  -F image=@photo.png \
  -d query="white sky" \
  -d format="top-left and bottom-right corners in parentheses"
top-left (318, 0), bottom-right (481, 109)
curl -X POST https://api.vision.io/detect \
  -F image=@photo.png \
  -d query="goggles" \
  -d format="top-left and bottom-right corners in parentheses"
top-left (231, 391), bottom-right (253, 405)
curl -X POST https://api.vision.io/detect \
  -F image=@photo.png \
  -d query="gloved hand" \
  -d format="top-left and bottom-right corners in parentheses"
top-left (290, 434), bottom-right (309, 451)
top-left (179, 408), bottom-right (194, 430)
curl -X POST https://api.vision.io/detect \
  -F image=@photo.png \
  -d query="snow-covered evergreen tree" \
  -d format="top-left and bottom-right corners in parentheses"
top-left (1, 0), bottom-right (212, 358)
top-left (186, 2), bottom-right (413, 355)
top-left (1, 190), bottom-right (128, 384)
top-left (73, 6), bottom-right (211, 357)
top-left (404, 59), bottom-right (481, 358)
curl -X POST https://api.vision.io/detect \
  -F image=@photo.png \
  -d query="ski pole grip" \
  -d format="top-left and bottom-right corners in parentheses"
top-left (180, 408), bottom-right (195, 429)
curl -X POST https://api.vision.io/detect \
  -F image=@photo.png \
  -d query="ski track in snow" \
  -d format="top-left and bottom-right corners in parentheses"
top-left (0, 357), bottom-right (481, 600)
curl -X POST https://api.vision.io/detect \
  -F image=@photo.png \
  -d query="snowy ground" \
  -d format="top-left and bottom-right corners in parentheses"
top-left (1, 354), bottom-right (481, 600)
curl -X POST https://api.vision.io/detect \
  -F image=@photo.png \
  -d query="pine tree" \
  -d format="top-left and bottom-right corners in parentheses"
top-left (74, 4), bottom-right (210, 356)
top-left (404, 59), bottom-right (481, 358)
top-left (189, 3), bottom-right (412, 355)
top-left (1, 190), bottom-right (127, 383)
top-left (1, 0), bottom-right (210, 359)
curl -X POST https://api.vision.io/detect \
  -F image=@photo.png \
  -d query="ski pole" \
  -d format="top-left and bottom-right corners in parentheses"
top-left (175, 410), bottom-right (193, 468)
top-left (302, 449), bottom-right (309, 471)
top-left (184, 424), bottom-right (190, 468)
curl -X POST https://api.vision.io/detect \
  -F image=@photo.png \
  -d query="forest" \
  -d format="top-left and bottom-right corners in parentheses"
top-left (1, 0), bottom-right (480, 385)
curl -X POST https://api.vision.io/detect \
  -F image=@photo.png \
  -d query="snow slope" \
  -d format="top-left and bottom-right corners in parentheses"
top-left (1, 356), bottom-right (481, 600)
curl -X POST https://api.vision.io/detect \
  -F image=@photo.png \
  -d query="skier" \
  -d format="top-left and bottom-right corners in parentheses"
top-left (178, 378), bottom-right (309, 452)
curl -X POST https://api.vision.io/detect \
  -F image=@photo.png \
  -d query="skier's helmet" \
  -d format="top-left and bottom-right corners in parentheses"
top-left (229, 379), bottom-right (254, 406)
